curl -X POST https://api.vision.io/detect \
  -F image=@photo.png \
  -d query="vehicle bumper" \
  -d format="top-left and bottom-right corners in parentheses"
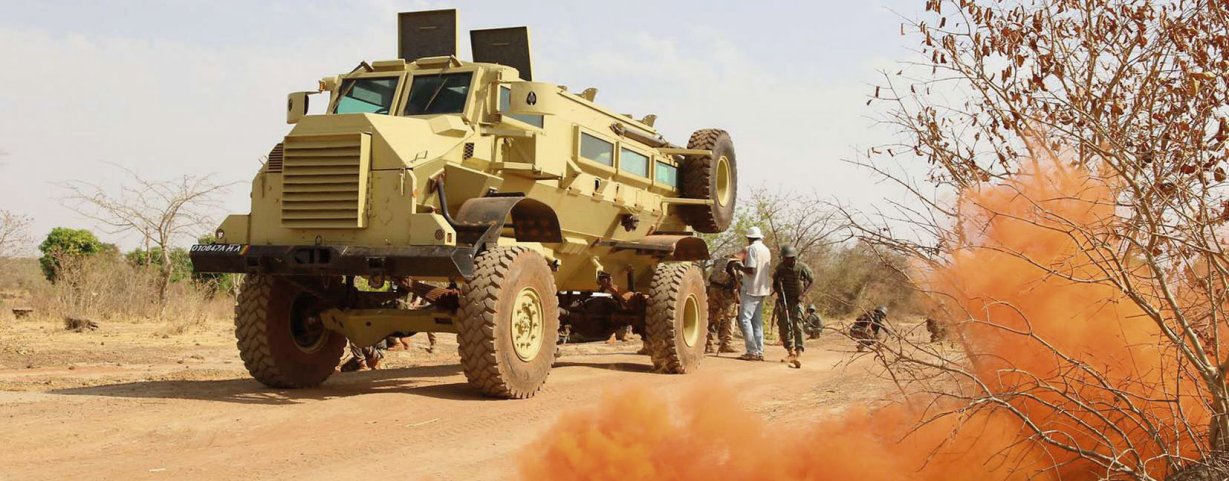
top-left (189, 244), bottom-right (475, 279)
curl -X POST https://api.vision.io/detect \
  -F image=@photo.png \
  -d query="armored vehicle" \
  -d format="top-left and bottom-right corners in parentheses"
top-left (191, 9), bottom-right (737, 398)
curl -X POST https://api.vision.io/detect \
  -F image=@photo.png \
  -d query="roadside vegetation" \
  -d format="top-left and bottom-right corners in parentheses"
top-left (0, 168), bottom-right (236, 335)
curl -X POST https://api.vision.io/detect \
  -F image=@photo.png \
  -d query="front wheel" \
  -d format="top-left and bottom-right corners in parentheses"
top-left (646, 263), bottom-right (709, 374)
top-left (234, 275), bottom-right (346, 388)
top-left (456, 247), bottom-right (561, 399)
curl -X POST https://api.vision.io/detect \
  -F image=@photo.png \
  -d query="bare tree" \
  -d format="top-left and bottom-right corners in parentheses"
top-left (850, 0), bottom-right (1229, 479)
top-left (63, 165), bottom-right (232, 306)
top-left (747, 186), bottom-right (848, 259)
top-left (700, 187), bottom-right (847, 262)
top-left (0, 210), bottom-right (32, 258)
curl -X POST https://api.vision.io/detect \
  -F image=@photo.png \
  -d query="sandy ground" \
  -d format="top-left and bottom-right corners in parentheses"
top-left (0, 316), bottom-right (909, 481)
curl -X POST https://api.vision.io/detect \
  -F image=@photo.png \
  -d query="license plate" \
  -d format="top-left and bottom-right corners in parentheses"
top-left (190, 244), bottom-right (247, 255)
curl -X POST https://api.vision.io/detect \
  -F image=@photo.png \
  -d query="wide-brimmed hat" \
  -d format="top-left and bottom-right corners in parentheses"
top-left (746, 227), bottom-right (764, 239)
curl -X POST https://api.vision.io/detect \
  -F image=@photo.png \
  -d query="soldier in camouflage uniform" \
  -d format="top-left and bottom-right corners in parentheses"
top-left (705, 259), bottom-right (741, 354)
top-left (804, 304), bottom-right (824, 339)
top-left (772, 245), bottom-right (814, 368)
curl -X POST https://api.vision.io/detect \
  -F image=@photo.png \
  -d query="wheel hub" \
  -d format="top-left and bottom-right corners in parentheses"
top-left (682, 294), bottom-right (701, 347)
top-left (511, 287), bottom-right (544, 361)
top-left (289, 295), bottom-right (328, 353)
top-left (716, 155), bottom-right (733, 207)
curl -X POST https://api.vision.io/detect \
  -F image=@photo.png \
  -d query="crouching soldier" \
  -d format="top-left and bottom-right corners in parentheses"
top-left (851, 306), bottom-right (889, 352)
top-left (341, 341), bottom-right (386, 372)
top-left (804, 305), bottom-right (824, 339)
top-left (772, 245), bottom-right (813, 368)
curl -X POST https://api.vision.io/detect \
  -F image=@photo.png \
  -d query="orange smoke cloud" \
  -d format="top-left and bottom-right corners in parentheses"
top-left (518, 382), bottom-right (1050, 481)
top-left (519, 156), bottom-right (1212, 480)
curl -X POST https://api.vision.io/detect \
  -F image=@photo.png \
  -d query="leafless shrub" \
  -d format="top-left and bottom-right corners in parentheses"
top-left (0, 210), bottom-right (32, 258)
top-left (62, 165), bottom-right (232, 306)
top-left (26, 252), bottom-right (229, 332)
top-left (0, 258), bottom-right (41, 293)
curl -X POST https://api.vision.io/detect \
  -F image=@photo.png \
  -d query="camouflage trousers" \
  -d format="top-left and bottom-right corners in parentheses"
top-left (776, 299), bottom-right (806, 352)
top-left (706, 287), bottom-right (738, 350)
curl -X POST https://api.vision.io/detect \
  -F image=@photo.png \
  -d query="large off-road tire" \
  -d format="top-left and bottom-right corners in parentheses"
top-left (646, 263), bottom-right (709, 374)
top-left (679, 129), bottom-right (737, 233)
top-left (457, 247), bottom-right (561, 399)
top-left (234, 275), bottom-right (346, 388)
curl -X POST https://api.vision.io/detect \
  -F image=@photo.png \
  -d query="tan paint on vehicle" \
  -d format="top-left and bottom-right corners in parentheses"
top-left (220, 59), bottom-right (716, 292)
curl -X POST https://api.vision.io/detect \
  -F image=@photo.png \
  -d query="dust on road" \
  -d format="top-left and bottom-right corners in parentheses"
top-left (0, 318), bottom-right (903, 481)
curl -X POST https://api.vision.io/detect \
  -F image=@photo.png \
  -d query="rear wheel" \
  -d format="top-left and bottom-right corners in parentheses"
top-left (646, 263), bottom-right (708, 374)
top-left (234, 275), bottom-right (346, 388)
top-left (457, 247), bottom-right (561, 399)
top-left (679, 129), bottom-right (737, 233)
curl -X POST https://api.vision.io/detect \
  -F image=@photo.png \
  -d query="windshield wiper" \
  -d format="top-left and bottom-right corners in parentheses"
top-left (419, 65), bottom-right (453, 114)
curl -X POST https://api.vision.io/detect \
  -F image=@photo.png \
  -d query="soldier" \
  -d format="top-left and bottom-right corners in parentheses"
top-left (804, 304), bottom-right (824, 339)
top-left (771, 245), bottom-right (814, 368)
top-left (341, 340), bottom-right (387, 372)
top-left (705, 258), bottom-right (741, 354)
top-left (851, 305), bottom-right (889, 352)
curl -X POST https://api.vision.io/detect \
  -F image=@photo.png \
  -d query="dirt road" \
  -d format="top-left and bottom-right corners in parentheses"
top-left (0, 319), bottom-right (900, 481)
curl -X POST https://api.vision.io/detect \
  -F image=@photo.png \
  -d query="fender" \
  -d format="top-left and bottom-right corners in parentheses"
top-left (452, 194), bottom-right (564, 248)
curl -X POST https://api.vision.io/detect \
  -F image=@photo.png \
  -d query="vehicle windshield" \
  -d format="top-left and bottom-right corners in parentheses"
top-left (404, 72), bottom-right (473, 115)
top-left (333, 77), bottom-right (400, 114)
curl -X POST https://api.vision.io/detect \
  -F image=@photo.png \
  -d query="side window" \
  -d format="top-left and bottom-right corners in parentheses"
top-left (620, 148), bottom-right (649, 177)
top-left (655, 161), bottom-right (679, 188)
top-left (498, 87), bottom-right (545, 127)
top-left (580, 133), bottom-right (614, 166)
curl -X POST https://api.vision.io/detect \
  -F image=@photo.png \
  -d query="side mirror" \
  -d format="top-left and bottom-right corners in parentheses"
top-left (287, 92), bottom-right (311, 125)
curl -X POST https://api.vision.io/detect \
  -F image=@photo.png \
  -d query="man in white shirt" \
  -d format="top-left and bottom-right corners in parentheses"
top-left (731, 226), bottom-right (772, 361)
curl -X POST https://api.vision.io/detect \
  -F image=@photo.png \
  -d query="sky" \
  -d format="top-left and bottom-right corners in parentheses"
top-left (0, 0), bottom-right (926, 252)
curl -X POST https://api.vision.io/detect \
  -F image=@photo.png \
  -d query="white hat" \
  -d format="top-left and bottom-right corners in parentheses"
top-left (746, 227), bottom-right (764, 239)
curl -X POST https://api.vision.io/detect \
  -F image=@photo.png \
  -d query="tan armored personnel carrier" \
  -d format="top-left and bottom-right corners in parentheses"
top-left (191, 9), bottom-right (737, 398)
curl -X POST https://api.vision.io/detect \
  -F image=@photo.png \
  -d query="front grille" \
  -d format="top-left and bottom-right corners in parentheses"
top-left (280, 133), bottom-right (371, 229)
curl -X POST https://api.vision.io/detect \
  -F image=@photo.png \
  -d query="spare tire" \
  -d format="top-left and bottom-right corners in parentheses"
top-left (678, 129), bottom-right (737, 233)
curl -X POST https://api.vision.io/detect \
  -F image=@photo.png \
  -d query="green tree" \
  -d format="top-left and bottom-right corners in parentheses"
top-left (38, 227), bottom-right (105, 281)
top-left (126, 247), bottom-right (193, 283)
